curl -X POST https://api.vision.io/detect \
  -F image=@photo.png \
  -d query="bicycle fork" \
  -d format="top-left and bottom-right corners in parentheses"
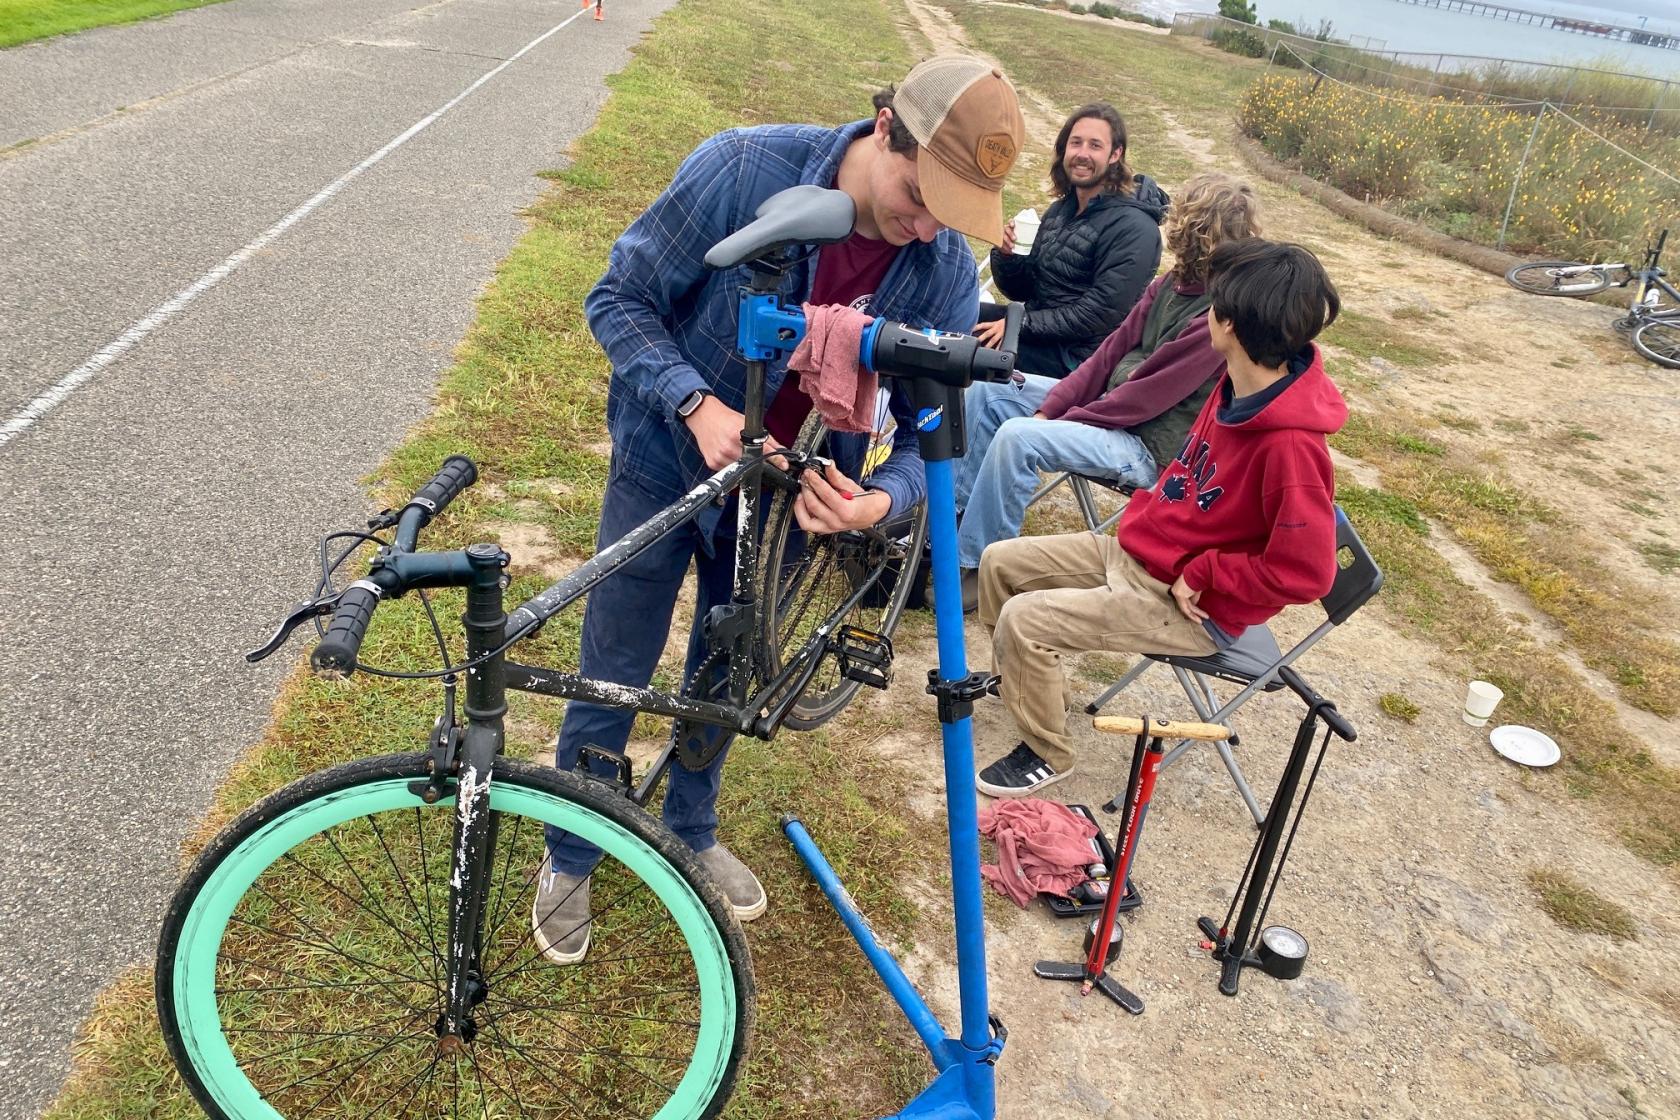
top-left (438, 543), bottom-right (512, 1051)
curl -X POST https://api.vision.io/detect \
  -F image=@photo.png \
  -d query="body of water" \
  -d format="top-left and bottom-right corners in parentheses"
top-left (1145, 0), bottom-right (1680, 76)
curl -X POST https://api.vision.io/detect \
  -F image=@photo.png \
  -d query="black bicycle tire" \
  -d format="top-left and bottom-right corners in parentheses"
top-left (156, 753), bottom-right (754, 1120)
top-left (759, 410), bottom-right (927, 730)
top-left (1631, 317), bottom-right (1680, 369)
top-left (1506, 261), bottom-right (1611, 297)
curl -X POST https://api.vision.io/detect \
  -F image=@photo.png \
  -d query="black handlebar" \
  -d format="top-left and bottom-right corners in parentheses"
top-left (310, 456), bottom-right (481, 677)
top-left (409, 455), bottom-right (478, 522)
top-left (312, 581), bottom-right (382, 677)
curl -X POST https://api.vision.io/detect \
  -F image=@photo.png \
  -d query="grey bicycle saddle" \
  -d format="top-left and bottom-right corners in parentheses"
top-left (703, 185), bottom-right (856, 270)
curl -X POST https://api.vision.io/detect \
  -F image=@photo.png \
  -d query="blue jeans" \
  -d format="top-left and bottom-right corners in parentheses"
top-left (953, 374), bottom-right (1160, 570)
top-left (546, 470), bottom-right (740, 875)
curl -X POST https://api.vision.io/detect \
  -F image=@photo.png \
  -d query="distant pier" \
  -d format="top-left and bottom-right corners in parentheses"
top-left (1391, 0), bottom-right (1679, 50)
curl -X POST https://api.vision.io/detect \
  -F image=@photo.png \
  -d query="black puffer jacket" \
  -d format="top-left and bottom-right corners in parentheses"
top-left (989, 175), bottom-right (1169, 377)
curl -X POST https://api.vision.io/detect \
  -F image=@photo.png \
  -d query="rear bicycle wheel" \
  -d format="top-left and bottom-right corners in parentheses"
top-left (1506, 261), bottom-right (1611, 296)
top-left (760, 402), bottom-right (927, 730)
top-left (1631, 318), bottom-right (1680, 369)
top-left (157, 754), bottom-right (753, 1120)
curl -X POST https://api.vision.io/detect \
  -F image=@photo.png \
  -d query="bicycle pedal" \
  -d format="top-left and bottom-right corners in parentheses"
top-left (835, 625), bottom-right (893, 689)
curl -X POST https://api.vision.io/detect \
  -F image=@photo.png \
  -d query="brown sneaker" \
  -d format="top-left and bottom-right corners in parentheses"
top-left (531, 864), bottom-right (591, 965)
top-left (694, 843), bottom-right (766, 921)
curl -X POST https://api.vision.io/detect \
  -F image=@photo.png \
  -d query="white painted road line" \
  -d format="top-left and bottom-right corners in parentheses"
top-left (0, 6), bottom-right (590, 450)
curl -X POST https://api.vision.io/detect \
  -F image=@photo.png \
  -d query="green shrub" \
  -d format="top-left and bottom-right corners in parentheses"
top-left (1211, 26), bottom-right (1266, 57)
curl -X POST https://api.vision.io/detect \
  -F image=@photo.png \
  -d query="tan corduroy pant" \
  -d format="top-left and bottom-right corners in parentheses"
top-left (978, 532), bottom-right (1218, 774)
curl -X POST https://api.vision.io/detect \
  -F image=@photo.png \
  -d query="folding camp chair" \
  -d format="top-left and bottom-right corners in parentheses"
top-left (1084, 507), bottom-right (1383, 825)
top-left (1026, 472), bottom-right (1134, 534)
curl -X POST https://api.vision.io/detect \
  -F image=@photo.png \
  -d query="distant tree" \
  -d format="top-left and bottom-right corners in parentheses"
top-left (1219, 0), bottom-right (1258, 24)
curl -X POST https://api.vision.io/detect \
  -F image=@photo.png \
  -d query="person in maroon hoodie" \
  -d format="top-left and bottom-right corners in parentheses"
top-left (948, 173), bottom-right (1261, 611)
top-left (972, 238), bottom-right (1345, 797)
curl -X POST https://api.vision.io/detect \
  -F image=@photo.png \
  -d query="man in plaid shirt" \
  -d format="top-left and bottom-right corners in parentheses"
top-left (535, 57), bottom-right (1024, 963)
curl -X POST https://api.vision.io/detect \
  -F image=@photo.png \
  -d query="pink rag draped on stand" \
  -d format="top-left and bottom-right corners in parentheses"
top-left (786, 303), bottom-right (878, 433)
top-left (977, 799), bottom-right (1100, 908)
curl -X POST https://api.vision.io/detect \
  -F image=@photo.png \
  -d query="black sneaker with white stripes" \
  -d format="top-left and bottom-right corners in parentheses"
top-left (976, 742), bottom-right (1069, 798)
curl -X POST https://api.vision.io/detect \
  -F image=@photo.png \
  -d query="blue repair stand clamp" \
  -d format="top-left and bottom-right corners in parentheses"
top-left (782, 369), bottom-right (1008, 1120)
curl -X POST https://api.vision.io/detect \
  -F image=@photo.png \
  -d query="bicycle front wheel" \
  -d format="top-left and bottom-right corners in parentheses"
top-left (1632, 317), bottom-right (1680, 368)
top-left (1506, 261), bottom-right (1611, 296)
top-left (760, 405), bottom-right (928, 730)
top-left (157, 754), bottom-right (753, 1120)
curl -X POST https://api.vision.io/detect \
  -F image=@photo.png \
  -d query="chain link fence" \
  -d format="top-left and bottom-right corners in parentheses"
top-left (1175, 13), bottom-right (1680, 133)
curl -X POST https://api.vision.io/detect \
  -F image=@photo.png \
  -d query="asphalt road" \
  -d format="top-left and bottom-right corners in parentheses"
top-left (0, 1), bottom-right (668, 1113)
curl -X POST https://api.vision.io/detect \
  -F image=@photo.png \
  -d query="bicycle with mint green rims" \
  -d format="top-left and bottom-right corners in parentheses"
top-left (154, 452), bottom-right (762, 1120)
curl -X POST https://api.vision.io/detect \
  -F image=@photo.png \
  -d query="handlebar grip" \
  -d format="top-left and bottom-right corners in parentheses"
top-left (311, 581), bottom-right (382, 678)
top-left (408, 455), bottom-right (478, 525)
top-left (999, 301), bottom-right (1024, 364)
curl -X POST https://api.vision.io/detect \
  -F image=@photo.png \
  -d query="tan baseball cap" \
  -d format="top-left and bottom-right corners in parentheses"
top-left (892, 56), bottom-right (1025, 246)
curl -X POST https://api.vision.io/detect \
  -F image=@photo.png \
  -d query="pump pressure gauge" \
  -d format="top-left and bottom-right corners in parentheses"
top-left (1256, 925), bottom-right (1308, 980)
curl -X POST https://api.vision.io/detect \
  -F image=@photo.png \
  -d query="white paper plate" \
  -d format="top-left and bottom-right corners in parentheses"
top-left (1489, 725), bottom-right (1560, 768)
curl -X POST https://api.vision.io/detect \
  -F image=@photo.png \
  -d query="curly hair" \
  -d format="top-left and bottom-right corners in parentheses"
top-left (1163, 172), bottom-right (1261, 286)
top-left (1049, 103), bottom-right (1133, 199)
top-left (872, 87), bottom-right (919, 154)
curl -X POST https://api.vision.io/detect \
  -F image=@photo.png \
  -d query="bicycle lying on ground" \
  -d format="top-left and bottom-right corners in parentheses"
top-left (1506, 228), bottom-right (1680, 368)
top-left (155, 184), bottom-right (1024, 1120)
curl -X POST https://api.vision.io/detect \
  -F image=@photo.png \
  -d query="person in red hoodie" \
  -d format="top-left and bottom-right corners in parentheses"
top-left (973, 238), bottom-right (1345, 797)
top-left (949, 173), bottom-right (1261, 612)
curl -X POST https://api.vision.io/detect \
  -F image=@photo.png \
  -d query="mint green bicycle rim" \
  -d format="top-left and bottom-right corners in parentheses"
top-left (169, 774), bottom-right (739, 1120)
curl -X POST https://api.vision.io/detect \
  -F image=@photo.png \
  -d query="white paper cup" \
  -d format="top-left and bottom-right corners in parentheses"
top-left (1464, 680), bottom-right (1503, 727)
top-left (1011, 208), bottom-right (1039, 255)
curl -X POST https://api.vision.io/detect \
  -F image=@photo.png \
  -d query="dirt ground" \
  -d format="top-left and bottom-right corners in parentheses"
top-left (815, 4), bottom-right (1680, 1118)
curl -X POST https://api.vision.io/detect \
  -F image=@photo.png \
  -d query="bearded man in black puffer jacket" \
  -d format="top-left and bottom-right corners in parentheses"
top-left (974, 103), bottom-right (1168, 378)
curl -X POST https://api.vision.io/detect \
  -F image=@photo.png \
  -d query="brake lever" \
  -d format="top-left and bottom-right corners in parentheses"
top-left (246, 592), bottom-right (344, 663)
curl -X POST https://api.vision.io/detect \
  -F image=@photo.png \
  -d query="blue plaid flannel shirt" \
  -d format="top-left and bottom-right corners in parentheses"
top-left (585, 120), bottom-right (982, 539)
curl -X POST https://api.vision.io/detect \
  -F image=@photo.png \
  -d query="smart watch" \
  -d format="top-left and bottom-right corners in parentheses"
top-left (676, 389), bottom-right (708, 418)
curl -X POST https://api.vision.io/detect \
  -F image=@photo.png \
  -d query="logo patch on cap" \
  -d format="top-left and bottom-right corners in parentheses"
top-left (975, 133), bottom-right (1017, 179)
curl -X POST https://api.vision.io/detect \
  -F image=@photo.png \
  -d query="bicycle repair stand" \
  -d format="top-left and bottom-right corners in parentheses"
top-left (1198, 666), bottom-right (1356, 996)
top-left (782, 370), bottom-right (1007, 1120)
top-left (1032, 717), bottom-right (1185, 1015)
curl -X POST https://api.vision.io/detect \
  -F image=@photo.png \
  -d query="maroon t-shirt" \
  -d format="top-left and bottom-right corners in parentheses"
top-left (763, 230), bottom-right (901, 445)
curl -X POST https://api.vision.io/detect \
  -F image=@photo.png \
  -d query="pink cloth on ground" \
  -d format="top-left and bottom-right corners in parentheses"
top-left (786, 303), bottom-right (878, 433)
top-left (978, 799), bottom-right (1101, 908)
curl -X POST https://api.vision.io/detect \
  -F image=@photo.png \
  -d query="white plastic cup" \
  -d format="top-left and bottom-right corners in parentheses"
top-left (1011, 208), bottom-right (1039, 256)
top-left (1464, 680), bottom-right (1504, 727)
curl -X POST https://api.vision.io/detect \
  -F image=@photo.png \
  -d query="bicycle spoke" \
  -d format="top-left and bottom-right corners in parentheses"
top-left (232, 890), bottom-right (431, 990)
top-left (486, 993), bottom-right (701, 1033)
top-left (412, 806), bottom-right (446, 995)
top-left (483, 1016), bottom-right (635, 1120)
top-left (508, 997), bottom-right (679, 1098)
top-left (367, 812), bottom-right (446, 984)
top-left (354, 1051), bottom-right (441, 1120)
top-left (276, 850), bottom-right (435, 988)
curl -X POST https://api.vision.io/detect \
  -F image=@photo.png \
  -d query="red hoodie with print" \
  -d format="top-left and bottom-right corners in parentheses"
top-left (1117, 343), bottom-right (1348, 636)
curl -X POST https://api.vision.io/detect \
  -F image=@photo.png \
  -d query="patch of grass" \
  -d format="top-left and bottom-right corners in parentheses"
top-left (1320, 309), bottom-right (1450, 369)
top-left (1435, 411), bottom-right (1482, 432)
top-left (1638, 541), bottom-right (1680, 575)
top-left (1378, 692), bottom-right (1421, 722)
top-left (0, 0), bottom-right (226, 47)
top-left (1390, 304), bottom-right (1432, 321)
top-left (1528, 870), bottom-right (1639, 940)
top-left (46, 0), bottom-right (945, 1117)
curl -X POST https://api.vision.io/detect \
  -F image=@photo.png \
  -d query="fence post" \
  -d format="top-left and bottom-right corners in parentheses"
top-left (1498, 103), bottom-right (1547, 251)
top-left (1267, 38), bottom-right (1280, 72)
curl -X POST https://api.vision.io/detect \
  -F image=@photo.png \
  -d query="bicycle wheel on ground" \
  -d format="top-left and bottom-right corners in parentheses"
top-left (759, 400), bottom-right (928, 730)
top-left (1631, 318), bottom-right (1680, 369)
top-left (157, 754), bottom-right (753, 1120)
top-left (1505, 261), bottom-right (1611, 297)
